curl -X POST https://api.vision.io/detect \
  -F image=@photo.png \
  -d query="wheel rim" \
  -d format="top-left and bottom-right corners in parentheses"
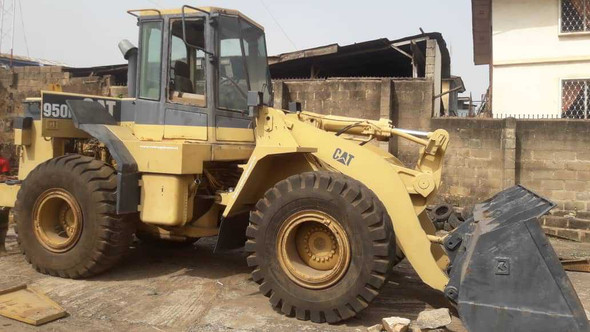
top-left (33, 189), bottom-right (83, 253)
top-left (277, 210), bottom-right (351, 289)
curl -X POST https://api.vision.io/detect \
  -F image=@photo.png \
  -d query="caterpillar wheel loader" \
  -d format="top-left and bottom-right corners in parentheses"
top-left (0, 6), bottom-right (588, 331)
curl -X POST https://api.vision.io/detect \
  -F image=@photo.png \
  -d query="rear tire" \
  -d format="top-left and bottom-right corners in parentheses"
top-left (14, 155), bottom-right (135, 278)
top-left (246, 172), bottom-right (397, 323)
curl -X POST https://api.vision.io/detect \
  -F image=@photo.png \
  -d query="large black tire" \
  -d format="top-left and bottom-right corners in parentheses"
top-left (246, 172), bottom-right (397, 323)
top-left (14, 155), bottom-right (135, 278)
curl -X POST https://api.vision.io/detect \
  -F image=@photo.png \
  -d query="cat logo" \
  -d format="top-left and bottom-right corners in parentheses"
top-left (332, 148), bottom-right (355, 166)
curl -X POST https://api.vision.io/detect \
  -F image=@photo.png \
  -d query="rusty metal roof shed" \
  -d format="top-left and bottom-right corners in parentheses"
top-left (268, 32), bottom-right (451, 80)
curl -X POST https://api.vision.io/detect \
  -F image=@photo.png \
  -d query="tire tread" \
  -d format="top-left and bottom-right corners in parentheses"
top-left (246, 171), bottom-right (398, 324)
top-left (14, 154), bottom-right (135, 279)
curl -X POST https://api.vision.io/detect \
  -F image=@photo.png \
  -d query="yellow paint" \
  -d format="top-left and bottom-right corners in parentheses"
top-left (0, 184), bottom-right (19, 208)
top-left (40, 90), bottom-right (123, 100)
top-left (221, 150), bottom-right (317, 217)
top-left (223, 106), bottom-right (451, 291)
top-left (418, 211), bottom-right (450, 270)
top-left (164, 124), bottom-right (207, 140)
top-left (211, 144), bottom-right (254, 161)
top-left (41, 118), bottom-right (89, 138)
top-left (18, 121), bottom-right (64, 180)
top-left (133, 124), bottom-right (164, 141)
top-left (140, 174), bottom-right (195, 226)
top-left (13, 128), bottom-right (31, 146)
top-left (137, 203), bottom-right (222, 238)
top-left (216, 127), bottom-right (254, 142)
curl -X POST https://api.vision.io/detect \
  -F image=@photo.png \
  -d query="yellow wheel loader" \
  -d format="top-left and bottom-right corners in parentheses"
top-left (0, 6), bottom-right (588, 331)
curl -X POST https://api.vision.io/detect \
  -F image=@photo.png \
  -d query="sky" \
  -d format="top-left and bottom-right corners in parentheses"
top-left (11, 0), bottom-right (489, 99)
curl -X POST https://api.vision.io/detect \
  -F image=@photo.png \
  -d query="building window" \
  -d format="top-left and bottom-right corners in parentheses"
top-left (561, 0), bottom-right (590, 33)
top-left (562, 79), bottom-right (590, 118)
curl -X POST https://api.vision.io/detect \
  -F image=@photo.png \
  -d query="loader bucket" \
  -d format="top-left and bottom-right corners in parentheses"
top-left (444, 186), bottom-right (590, 332)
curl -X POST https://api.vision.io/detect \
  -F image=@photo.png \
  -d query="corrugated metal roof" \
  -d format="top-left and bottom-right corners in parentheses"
top-left (268, 33), bottom-right (451, 80)
top-left (0, 53), bottom-right (68, 67)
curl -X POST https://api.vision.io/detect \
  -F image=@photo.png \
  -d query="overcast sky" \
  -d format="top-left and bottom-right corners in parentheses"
top-left (12, 0), bottom-right (488, 98)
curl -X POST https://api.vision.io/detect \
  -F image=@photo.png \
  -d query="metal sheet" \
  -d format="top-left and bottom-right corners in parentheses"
top-left (445, 186), bottom-right (590, 332)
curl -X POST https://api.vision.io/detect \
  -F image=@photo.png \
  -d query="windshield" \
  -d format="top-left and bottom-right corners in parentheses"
top-left (218, 15), bottom-right (272, 111)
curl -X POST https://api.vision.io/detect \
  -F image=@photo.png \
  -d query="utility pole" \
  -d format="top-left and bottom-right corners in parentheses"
top-left (0, 0), bottom-right (5, 54)
top-left (9, 0), bottom-right (14, 67)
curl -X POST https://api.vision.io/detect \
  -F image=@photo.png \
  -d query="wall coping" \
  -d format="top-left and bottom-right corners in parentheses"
top-left (273, 77), bottom-right (428, 82)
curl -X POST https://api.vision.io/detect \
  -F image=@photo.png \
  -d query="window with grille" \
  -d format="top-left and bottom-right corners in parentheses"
top-left (562, 79), bottom-right (590, 118)
top-left (561, 0), bottom-right (590, 33)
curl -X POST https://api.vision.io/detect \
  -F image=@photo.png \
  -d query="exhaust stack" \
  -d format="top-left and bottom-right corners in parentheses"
top-left (118, 39), bottom-right (138, 98)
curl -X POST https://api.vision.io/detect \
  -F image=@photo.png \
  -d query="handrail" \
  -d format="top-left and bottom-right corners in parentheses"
top-left (181, 5), bottom-right (210, 17)
top-left (126, 9), bottom-right (162, 18)
top-left (181, 5), bottom-right (214, 57)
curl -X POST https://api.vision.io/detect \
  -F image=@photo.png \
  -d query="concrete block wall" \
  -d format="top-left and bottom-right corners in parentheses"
top-left (0, 66), bottom-right (113, 172)
top-left (273, 79), bottom-right (383, 120)
top-left (273, 78), bottom-right (433, 157)
top-left (0, 66), bottom-right (114, 115)
top-left (410, 117), bottom-right (590, 215)
top-left (429, 118), bottom-right (590, 242)
top-left (391, 80), bottom-right (436, 165)
top-left (541, 215), bottom-right (590, 242)
top-left (3, 66), bottom-right (71, 95)
top-left (430, 118), bottom-right (507, 206)
top-left (516, 120), bottom-right (590, 212)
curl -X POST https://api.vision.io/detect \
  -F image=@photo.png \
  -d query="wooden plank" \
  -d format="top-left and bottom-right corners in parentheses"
top-left (561, 258), bottom-right (590, 273)
top-left (0, 284), bottom-right (66, 326)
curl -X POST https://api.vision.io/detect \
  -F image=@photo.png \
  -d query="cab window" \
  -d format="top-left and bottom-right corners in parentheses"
top-left (218, 16), bottom-right (271, 111)
top-left (168, 19), bottom-right (207, 107)
top-left (139, 21), bottom-right (163, 100)
top-left (218, 16), bottom-right (249, 111)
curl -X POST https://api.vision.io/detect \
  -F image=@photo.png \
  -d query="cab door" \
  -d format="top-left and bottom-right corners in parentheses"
top-left (163, 18), bottom-right (209, 141)
top-left (215, 15), bottom-right (255, 143)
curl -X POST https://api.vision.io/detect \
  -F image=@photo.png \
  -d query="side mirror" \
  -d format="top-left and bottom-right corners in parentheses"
top-left (288, 102), bottom-right (302, 112)
top-left (247, 91), bottom-right (263, 118)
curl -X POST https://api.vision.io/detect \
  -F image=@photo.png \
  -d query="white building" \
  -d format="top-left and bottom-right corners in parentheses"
top-left (472, 0), bottom-right (590, 118)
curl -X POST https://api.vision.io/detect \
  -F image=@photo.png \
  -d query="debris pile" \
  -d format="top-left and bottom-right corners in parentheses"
top-left (366, 308), bottom-right (452, 332)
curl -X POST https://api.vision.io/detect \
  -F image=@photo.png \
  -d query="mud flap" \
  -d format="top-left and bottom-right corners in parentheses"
top-left (214, 213), bottom-right (249, 253)
top-left (444, 186), bottom-right (590, 332)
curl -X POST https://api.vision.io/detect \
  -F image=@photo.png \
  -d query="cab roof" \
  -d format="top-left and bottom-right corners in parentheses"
top-left (131, 6), bottom-right (264, 31)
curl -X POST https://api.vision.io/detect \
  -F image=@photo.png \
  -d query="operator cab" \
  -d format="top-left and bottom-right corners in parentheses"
top-left (124, 6), bottom-right (272, 142)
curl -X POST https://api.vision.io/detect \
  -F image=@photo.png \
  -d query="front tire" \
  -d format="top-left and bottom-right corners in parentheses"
top-left (246, 172), bottom-right (397, 323)
top-left (14, 155), bottom-right (135, 278)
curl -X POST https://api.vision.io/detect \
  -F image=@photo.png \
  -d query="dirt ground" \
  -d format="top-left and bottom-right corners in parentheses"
top-left (0, 230), bottom-right (588, 332)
